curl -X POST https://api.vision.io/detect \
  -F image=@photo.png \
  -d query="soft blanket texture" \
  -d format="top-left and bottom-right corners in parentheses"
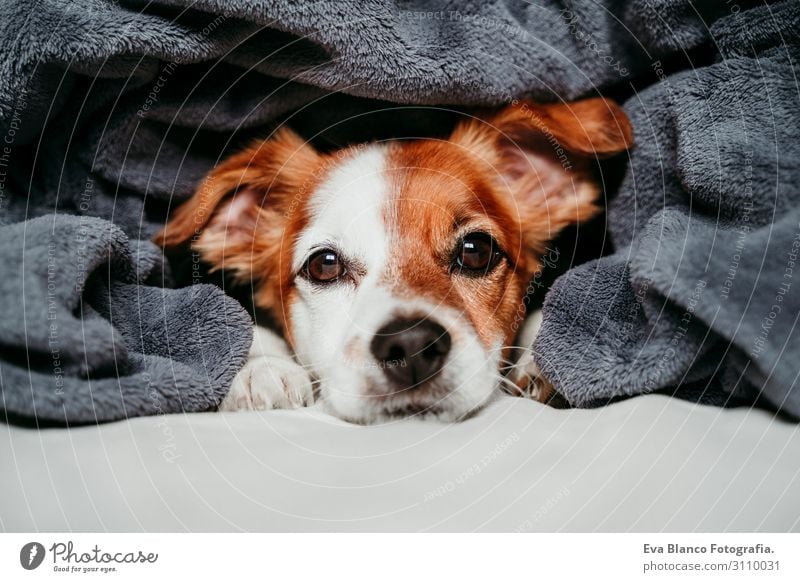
top-left (535, 1), bottom-right (800, 416)
top-left (0, 215), bottom-right (252, 423)
top-left (0, 0), bottom-right (798, 422)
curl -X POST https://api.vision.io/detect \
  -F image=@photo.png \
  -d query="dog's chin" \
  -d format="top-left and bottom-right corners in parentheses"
top-left (319, 378), bottom-right (500, 425)
top-left (323, 400), bottom-right (488, 425)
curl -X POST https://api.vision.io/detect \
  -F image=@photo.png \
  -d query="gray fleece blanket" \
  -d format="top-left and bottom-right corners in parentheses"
top-left (0, 0), bottom-right (798, 422)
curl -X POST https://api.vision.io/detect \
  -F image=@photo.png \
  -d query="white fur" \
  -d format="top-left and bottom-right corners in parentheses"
top-left (508, 309), bottom-right (550, 400)
top-left (220, 326), bottom-right (313, 411)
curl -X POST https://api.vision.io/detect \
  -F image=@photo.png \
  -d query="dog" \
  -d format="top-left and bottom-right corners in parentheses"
top-left (155, 98), bottom-right (632, 423)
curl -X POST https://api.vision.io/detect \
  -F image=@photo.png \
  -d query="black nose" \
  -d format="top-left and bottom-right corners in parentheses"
top-left (370, 318), bottom-right (452, 388)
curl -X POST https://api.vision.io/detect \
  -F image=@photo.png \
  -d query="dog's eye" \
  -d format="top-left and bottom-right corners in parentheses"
top-left (304, 250), bottom-right (346, 283)
top-left (453, 233), bottom-right (503, 275)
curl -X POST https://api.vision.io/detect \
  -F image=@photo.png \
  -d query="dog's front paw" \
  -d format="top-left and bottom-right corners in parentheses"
top-left (509, 350), bottom-right (555, 403)
top-left (219, 356), bottom-right (314, 412)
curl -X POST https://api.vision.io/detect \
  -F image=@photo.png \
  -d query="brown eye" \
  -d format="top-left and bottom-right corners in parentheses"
top-left (305, 250), bottom-right (346, 283)
top-left (454, 233), bottom-right (503, 275)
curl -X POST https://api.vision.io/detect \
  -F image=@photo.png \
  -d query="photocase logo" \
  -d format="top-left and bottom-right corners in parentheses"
top-left (20, 542), bottom-right (45, 570)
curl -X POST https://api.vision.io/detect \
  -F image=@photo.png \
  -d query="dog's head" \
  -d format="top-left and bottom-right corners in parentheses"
top-left (156, 98), bottom-right (631, 423)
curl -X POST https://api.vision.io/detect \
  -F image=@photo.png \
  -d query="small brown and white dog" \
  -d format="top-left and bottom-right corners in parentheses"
top-left (156, 98), bottom-right (632, 423)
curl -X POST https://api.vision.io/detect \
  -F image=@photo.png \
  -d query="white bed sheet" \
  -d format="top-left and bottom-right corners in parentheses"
top-left (2, 395), bottom-right (799, 532)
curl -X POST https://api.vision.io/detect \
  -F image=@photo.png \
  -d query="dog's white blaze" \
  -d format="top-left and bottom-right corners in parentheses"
top-left (291, 146), bottom-right (390, 274)
top-left (291, 145), bottom-right (392, 380)
top-left (290, 145), bottom-right (500, 422)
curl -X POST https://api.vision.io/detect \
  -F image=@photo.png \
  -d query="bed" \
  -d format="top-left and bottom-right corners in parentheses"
top-left (3, 395), bottom-right (798, 532)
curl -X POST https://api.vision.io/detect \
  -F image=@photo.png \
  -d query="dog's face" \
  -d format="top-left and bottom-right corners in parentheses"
top-left (157, 99), bottom-right (631, 422)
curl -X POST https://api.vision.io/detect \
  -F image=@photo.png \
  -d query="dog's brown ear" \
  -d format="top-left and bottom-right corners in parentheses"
top-left (487, 97), bottom-right (633, 157)
top-left (451, 97), bottom-right (632, 249)
top-left (154, 128), bottom-right (322, 286)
